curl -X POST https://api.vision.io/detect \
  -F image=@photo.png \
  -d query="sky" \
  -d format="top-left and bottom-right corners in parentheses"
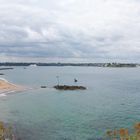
top-left (0, 0), bottom-right (140, 62)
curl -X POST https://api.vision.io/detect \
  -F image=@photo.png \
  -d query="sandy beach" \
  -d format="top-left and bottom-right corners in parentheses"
top-left (0, 79), bottom-right (24, 95)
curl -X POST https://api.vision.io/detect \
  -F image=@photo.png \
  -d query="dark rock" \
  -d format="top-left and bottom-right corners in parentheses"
top-left (0, 68), bottom-right (14, 70)
top-left (41, 86), bottom-right (47, 88)
top-left (54, 85), bottom-right (87, 90)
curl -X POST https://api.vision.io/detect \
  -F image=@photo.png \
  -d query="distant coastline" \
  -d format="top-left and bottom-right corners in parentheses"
top-left (0, 62), bottom-right (138, 67)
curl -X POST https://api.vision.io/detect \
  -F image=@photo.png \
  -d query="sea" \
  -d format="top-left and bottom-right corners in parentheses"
top-left (0, 66), bottom-right (140, 140)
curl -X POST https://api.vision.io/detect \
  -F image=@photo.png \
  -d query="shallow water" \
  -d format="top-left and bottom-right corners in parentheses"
top-left (0, 66), bottom-right (140, 140)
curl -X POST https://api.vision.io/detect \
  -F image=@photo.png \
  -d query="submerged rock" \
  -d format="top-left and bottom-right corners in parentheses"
top-left (54, 85), bottom-right (86, 90)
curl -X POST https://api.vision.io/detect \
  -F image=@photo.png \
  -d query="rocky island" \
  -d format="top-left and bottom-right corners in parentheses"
top-left (54, 85), bottom-right (87, 90)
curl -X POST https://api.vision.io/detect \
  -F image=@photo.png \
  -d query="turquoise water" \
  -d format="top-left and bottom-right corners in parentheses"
top-left (0, 66), bottom-right (140, 139)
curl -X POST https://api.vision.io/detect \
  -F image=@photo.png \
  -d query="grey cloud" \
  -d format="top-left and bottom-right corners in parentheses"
top-left (0, 0), bottom-right (140, 62)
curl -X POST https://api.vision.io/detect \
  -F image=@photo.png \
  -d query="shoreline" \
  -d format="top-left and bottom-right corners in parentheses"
top-left (0, 79), bottom-right (26, 96)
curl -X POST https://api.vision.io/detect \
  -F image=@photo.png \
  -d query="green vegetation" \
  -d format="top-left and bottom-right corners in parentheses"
top-left (106, 122), bottom-right (140, 140)
top-left (104, 63), bottom-right (137, 67)
top-left (0, 121), bottom-right (14, 140)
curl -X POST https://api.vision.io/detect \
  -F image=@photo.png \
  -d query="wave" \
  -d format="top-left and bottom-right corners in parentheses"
top-left (0, 78), bottom-right (8, 82)
top-left (0, 78), bottom-right (17, 87)
top-left (0, 93), bottom-right (7, 97)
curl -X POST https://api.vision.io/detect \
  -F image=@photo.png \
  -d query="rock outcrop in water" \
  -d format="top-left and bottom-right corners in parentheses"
top-left (41, 86), bottom-right (47, 88)
top-left (54, 85), bottom-right (86, 90)
top-left (0, 68), bottom-right (13, 70)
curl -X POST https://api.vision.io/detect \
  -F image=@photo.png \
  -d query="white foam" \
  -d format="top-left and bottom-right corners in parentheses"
top-left (0, 78), bottom-right (8, 82)
top-left (0, 93), bottom-right (7, 97)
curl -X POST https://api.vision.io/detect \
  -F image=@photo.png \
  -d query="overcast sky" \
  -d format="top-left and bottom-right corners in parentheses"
top-left (0, 0), bottom-right (140, 62)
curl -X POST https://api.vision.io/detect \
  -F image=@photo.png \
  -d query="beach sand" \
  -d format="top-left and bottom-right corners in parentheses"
top-left (0, 79), bottom-right (24, 95)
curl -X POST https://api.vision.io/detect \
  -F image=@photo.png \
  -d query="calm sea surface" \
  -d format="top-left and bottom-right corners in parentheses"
top-left (0, 66), bottom-right (140, 140)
